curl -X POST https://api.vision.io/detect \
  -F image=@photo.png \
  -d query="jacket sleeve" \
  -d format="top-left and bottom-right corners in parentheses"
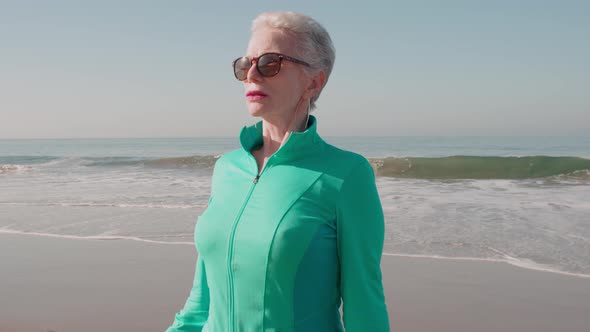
top-left (336, 159), bottom-right (390, 331)
top-left (166, 253), bottom-right (210, 331)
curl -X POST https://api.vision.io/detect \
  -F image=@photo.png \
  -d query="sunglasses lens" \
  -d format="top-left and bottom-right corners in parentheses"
top-left (257, 54), bottom-right (281, 77)
top-left (233, 57), bottom-right (251, 81)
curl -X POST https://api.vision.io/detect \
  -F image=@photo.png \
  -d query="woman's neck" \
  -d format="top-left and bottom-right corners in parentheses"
top-left (258, 109), bottom-right (308, 158)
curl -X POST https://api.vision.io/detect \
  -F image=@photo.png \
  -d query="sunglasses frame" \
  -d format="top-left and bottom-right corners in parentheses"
top-left (232, 52), bottom-right (311, 81)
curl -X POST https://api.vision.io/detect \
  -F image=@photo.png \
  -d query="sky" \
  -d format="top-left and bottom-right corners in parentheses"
top-left (1, 0), bottom-right (589, 138)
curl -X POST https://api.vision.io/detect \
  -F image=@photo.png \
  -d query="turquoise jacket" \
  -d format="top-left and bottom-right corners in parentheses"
top-left (167, 115), bottom-right (390, 331)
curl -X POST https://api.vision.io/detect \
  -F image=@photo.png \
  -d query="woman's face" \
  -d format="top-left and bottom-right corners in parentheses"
top-left (243, 27), bottom-right (311, 120)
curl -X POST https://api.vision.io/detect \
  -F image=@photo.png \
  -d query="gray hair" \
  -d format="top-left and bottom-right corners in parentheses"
top-left (251, 11), bottom-right (336, 110)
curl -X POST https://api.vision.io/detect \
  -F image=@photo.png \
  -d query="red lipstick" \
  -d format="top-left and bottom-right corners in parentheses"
top-left (246, 90), bottom-right (268, 101)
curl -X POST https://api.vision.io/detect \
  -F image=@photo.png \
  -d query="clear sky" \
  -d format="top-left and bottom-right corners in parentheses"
top-left (1, 0), bottom-right (588, 138)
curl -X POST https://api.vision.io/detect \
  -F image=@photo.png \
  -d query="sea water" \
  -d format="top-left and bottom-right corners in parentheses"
top-left (1, 136), bottom-right (589, 277)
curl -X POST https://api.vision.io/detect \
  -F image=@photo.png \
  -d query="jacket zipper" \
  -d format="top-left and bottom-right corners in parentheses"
top-left (227, 156), bottom-right (272, 331)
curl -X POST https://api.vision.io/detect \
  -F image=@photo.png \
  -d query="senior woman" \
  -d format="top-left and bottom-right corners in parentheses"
top-left (167, 11), bottom-right (390, 332)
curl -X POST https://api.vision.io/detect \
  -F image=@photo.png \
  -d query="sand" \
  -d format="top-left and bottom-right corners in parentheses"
top-left (1, 234), bottom-right (589, 332)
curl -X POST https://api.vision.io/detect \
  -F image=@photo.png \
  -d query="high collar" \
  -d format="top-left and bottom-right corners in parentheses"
top-left (239, 115), bottom-right (323, 161)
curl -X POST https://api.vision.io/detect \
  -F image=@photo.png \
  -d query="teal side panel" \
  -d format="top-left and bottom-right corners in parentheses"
top-left (293, 222), bottom-right (344, 332)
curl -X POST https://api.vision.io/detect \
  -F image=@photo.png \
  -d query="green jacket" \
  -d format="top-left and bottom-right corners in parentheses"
top-left (167, 115), bottom-right (390, 331)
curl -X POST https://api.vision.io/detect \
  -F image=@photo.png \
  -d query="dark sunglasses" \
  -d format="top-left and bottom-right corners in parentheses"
top-left (232, 52), bottom-right (311, 81)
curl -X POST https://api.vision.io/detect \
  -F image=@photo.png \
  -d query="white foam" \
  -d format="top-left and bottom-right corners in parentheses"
top-left (0, 229), bottom-right (193, 246)
top-left (382, 252), bottom-right (590, 279)
top-left (0, 164), bottom-right (33, 174)
top-left (0, 202), bottom-right (204, 209)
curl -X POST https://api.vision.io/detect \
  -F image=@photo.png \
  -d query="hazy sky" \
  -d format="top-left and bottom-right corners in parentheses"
top-left (1, 0), bottom-right (588, 138)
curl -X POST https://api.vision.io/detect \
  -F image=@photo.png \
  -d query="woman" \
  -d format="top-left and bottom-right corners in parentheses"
top-left (167, 11), bottom-right (390, 332)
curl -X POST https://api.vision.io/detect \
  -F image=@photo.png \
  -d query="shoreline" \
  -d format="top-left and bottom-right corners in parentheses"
top-left (2, 229), bottom-right (589, 280)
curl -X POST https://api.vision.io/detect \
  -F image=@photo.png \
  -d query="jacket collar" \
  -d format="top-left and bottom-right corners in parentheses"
top-left (239, 115), bottom-right (323, 161)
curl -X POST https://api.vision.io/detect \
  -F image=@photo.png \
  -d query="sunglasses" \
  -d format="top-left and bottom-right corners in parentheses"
top-left (232, 52), bottom-right (311, 81)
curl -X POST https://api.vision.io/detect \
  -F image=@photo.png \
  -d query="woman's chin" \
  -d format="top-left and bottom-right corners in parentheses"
top-left (246, 103), bottom-right (269, 117)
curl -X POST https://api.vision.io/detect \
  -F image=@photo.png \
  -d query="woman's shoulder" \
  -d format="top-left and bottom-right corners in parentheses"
top-left (213, 147), bottom-right (249, 164)
top-left (215, 148), bottom-right (242, 161)
top-left (206, 149), bottom-right (245, 178)
top-left (319, 140), bottom-right (374, 179)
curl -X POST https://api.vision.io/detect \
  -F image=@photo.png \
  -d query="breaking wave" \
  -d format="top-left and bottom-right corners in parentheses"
top-left (368, 156), bottom-right (590, 180)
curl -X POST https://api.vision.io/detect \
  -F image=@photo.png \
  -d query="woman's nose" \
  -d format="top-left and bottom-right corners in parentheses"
top-left (245, 61), bottom-right (262, 83)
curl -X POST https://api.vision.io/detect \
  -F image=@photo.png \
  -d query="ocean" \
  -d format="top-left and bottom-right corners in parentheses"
top-left (1, 136), bottom-right (589, 278)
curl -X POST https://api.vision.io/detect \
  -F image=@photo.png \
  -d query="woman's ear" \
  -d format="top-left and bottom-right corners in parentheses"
top-left (305, 71), bottom-right (326, 98)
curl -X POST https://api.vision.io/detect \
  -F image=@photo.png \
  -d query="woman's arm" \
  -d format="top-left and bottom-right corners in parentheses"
top-left (337, 158), bottom-right (390, 332)
top-left (166, 253), bottom-right (210, 332)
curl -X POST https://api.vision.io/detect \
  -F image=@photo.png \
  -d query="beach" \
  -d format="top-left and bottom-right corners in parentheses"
top-left (1, 233), bottom-right (589, 332)
top-left (2, 136), bottom-right (589, 331)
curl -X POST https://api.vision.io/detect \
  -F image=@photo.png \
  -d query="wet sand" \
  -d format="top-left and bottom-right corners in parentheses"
top-left (1, 234), bottom-right (589, 332)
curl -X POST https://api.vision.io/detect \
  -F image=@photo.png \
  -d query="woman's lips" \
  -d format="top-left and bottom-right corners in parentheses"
top-left (246, 90), bottom-right (268, 102)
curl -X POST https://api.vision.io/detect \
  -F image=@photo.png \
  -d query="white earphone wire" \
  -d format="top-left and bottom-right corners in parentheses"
top-left (305, 99), bottom-right (311, 130)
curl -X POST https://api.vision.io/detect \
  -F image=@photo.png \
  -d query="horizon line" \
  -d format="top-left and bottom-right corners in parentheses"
top-left (2, 134), bottom-right (590, 140)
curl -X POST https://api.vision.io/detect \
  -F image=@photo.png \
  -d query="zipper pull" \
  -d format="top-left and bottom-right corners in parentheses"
top-left (253, 174), bottom-right (260, 184)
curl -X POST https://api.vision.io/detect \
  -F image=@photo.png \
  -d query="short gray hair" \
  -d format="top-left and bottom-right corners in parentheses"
top-left (251, 11), bottom-right (336, 110)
